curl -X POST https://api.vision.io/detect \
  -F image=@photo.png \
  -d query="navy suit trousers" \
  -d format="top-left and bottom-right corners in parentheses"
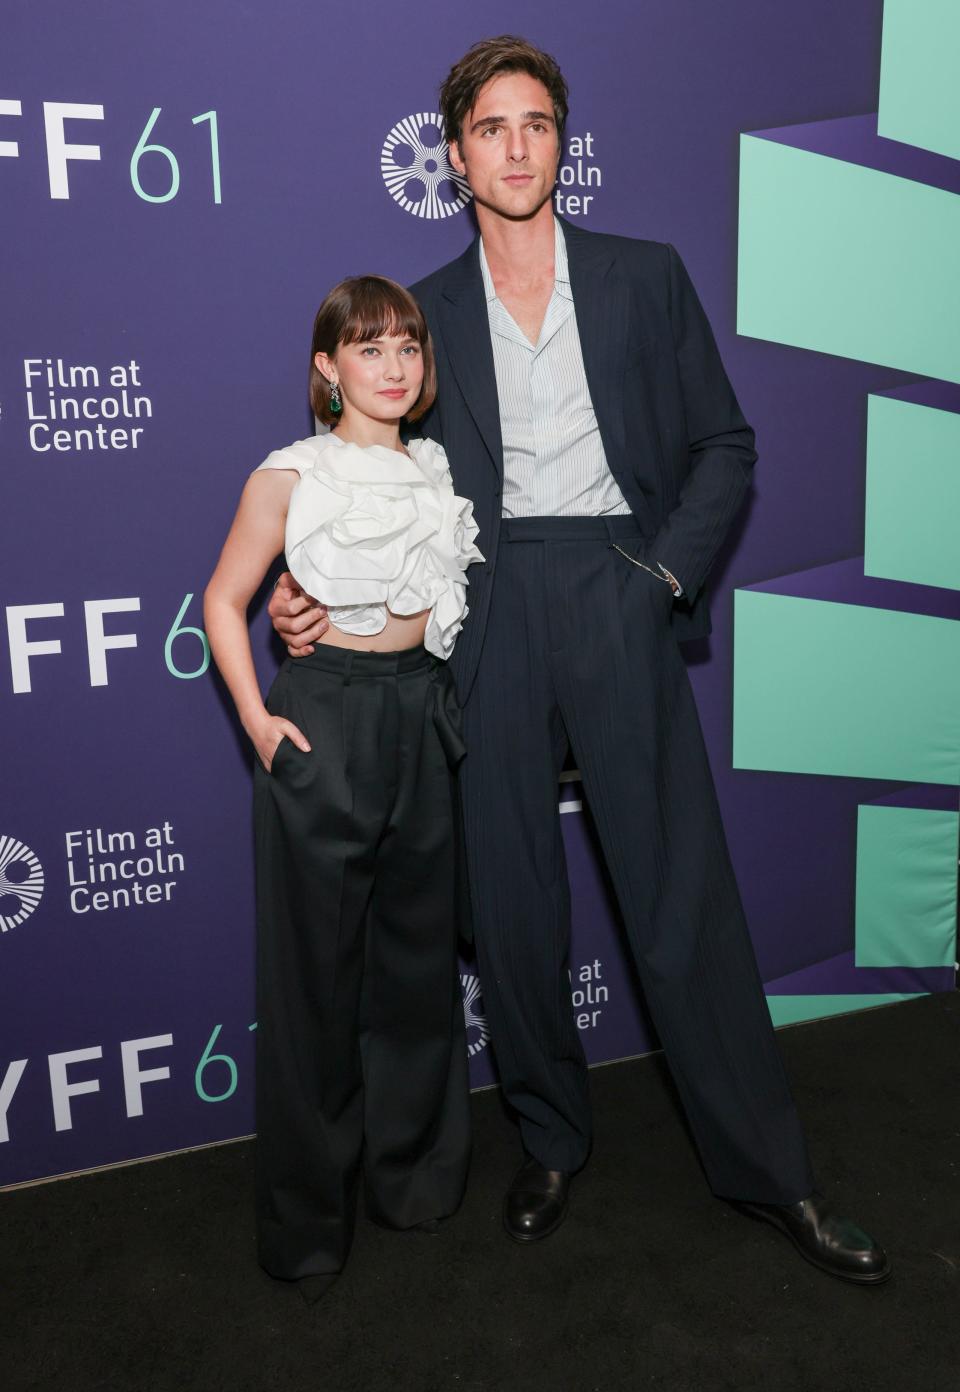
top-left (459, 517), bottom-right (814, 1204)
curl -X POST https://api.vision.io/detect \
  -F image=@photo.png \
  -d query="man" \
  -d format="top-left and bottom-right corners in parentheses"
top-left (270, 36), bottom-right (889, 1284)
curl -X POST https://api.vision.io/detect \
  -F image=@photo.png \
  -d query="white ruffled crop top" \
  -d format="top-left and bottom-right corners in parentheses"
top-left (256, 432), bottom-right (483, 661)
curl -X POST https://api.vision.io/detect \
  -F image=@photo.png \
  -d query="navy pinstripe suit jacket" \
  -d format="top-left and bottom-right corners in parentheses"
top-left (410, 217), bottom-right (756, 700)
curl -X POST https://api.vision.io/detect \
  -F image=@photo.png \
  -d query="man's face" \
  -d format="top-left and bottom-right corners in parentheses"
top-left (448, 71), bottom-right (560, 221)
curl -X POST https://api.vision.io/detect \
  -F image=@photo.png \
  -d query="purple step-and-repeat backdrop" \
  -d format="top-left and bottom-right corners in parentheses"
top-left (3, 0), bottom-right (956, 1186)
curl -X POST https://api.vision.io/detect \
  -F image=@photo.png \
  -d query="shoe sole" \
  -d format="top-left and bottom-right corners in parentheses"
top-left (369, 1216), bottom-right (445, 1235)
top-left (738, 1203), bottom-right (892, 1286)
top-left (297, 1273), bottom-right (338, 1304)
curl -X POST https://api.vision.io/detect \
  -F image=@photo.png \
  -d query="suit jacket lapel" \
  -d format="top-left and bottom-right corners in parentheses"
top-left (438, 239), bottom-right (503, 476)
top-left (560, 217), bottom-right (629, 473)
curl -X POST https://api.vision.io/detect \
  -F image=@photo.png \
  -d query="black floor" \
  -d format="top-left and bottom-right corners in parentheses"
top-left (3, 993), bottom-right (959, 1392)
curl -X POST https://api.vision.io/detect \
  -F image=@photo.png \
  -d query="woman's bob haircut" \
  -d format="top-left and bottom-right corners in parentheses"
top-left (309, 275), bottom-right (437, 426)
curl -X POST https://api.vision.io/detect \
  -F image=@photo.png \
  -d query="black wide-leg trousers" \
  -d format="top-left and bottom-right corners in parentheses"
top-left (459, 517), bottom-right (814, 1204)
top-left (253, 645), bottom-right (471, 1280)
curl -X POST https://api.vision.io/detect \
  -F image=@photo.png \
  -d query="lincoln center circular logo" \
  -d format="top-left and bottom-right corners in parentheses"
top-left (460, 973), bottom-right (490, 1058)
top-left (381, 113), bottom-right (472, 219)
top-left (0, 835), bottom-right (44, 933)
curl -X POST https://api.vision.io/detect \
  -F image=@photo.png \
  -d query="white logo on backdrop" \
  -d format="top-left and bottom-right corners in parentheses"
top-left (0, 835), bottom-right (44, 932)
top-left (381, 113), bottom-right (472, 219)
top-left (460, 973), bottom-right (491, 1058)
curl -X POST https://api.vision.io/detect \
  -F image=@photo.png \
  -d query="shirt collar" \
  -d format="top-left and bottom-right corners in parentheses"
top-left (479, 216), bottom-right (570, 303)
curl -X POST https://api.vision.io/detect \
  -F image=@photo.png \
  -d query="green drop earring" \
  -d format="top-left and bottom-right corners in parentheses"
top-left (329, 380), bottom-right (342, 415)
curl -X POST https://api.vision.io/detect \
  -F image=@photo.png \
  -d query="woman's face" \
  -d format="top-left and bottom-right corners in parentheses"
top-left (316, 334), bottom-right (424, 424)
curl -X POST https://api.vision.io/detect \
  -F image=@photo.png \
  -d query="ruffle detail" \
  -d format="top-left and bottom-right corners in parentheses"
top-left (258, 434), bottom-right (483, 661)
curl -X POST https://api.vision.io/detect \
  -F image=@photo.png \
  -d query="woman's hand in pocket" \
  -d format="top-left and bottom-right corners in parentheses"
top-left (251, 715), bottom-right (311, 773)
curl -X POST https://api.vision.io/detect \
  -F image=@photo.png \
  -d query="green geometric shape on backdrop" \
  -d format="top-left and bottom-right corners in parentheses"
top-left (865, 395), bottom-right (960, 592)
top-left (737, 134), bottom-right (960, 384)
top-left (879, 0), bottom-right (960, 162)
top-left (767, 994), bottom-right (927, 1029)
top-left (855, 805), bottom-right (959, 968)
top-left (733, 590), bottom-right (960, 785)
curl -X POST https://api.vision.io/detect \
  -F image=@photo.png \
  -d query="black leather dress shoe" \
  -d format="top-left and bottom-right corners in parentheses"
top-left (503, 1156), bottom-right (570, 1242)
top-left (737, 1192), bottom-right (891, 1284)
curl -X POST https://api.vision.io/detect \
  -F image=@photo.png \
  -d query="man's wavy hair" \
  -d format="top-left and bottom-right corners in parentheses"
top-left (439, 35), bottom-right (569, 148)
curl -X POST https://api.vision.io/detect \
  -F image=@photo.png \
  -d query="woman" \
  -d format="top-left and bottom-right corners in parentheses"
top-left (204, 276), bottom-right (482, 1301)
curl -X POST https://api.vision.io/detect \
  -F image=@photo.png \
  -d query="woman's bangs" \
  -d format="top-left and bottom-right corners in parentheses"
top-left (340, 283), bottom-right (425, 347)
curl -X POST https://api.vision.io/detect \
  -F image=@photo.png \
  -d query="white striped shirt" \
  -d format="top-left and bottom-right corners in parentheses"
top-left (479, 218), bottom-right (631, 519)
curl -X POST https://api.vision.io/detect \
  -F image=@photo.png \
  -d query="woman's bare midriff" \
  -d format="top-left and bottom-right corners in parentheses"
top-left (317, 608), bottom-right (430, 653)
